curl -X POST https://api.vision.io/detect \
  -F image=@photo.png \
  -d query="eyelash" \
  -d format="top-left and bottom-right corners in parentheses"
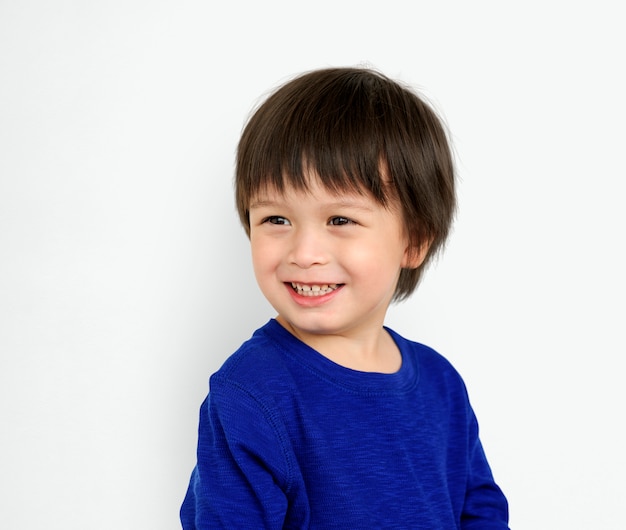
top-left (329, 217), bottom-right (355, 226)
top-left (263, 216), bottom-right (290, 225)
top-left (261, 216), bottom-right (356, 226)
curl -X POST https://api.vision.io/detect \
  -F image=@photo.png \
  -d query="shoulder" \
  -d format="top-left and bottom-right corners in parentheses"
top-left (386, 327), bottom-right (469, 394)
top-left (208, 320), bottom-right (303, 405)
top-left (212, 320), bottom-right (286, 376)
top-left (387, 327), bottom-right (457, 370)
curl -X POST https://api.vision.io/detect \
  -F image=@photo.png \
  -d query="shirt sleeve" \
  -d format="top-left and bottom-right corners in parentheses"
top-left (460, 408), bottom-right (510, 529)
top-left (180, 377), bottom-right (293, 530)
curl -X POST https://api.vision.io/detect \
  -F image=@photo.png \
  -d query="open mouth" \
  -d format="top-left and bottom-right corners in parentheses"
top-left (290, 282), bottom-right (342, 297)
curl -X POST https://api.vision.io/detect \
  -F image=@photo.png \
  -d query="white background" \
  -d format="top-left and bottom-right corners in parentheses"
top-left (1, 1), bottom-right (624, 528)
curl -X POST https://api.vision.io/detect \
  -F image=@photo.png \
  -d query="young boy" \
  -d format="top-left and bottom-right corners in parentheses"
top-left (181, 67), bottom-right (509, 528)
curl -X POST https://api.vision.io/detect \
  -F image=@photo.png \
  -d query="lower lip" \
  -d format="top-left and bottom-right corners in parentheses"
top-left (286, 284), bottom-right (343, 307)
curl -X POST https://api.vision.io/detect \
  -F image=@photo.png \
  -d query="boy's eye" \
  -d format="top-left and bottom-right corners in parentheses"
top-left (329, 216), bottom-right (354, 226)
top-left (264, 216), bottom-right (291, 225)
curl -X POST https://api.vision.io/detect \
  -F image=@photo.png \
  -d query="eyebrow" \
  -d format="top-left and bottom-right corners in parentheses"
top-left (249, 198), bottom-right (375, 212)
top-left (248, 199), bottom-right (279, 209)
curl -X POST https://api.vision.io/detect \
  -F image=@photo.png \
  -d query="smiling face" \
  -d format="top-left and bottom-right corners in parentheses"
top-left (249, 176), bottom-right (424, 346)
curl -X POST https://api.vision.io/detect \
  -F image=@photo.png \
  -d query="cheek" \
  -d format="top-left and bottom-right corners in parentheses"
top-left (250, 236), bottom-right (280, 273)
top-left (250, 236), bottom-right (266, 268)
top-left (343, 237), bottom-right (404, 277)
top-left (365, 228), bottom-right (407, 260)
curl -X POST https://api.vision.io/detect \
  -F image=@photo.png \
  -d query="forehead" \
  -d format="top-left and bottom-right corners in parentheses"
top-left (250, 174), bottom-right (369, 205)
top-left (247, 163), bottom-right (396, 202)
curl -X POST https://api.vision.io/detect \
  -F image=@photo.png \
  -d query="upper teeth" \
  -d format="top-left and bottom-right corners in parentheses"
top-left (291, 283), bottom-right (338, 296)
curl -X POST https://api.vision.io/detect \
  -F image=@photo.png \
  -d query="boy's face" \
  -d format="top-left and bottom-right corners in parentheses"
top-left (248, 174), bottom-right (418, 343)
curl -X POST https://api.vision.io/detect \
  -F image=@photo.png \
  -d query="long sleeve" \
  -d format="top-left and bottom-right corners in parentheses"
top-left (180, 378), bottom-right (297, 529)
top-left (460, 409), bottom-right (509, 529)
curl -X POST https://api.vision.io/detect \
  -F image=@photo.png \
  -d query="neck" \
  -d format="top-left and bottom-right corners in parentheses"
top-left (276, 316), bottom-right (401, 374)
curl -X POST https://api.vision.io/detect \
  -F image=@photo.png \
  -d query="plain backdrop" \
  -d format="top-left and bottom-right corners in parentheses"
top-left (1, 1), bottom-right (624, 528)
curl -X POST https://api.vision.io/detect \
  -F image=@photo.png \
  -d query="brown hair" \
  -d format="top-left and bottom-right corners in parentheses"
top-left (236, 67), bottom-right (456, 301)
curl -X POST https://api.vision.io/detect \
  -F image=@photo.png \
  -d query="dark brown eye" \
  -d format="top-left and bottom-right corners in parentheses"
top-left (264, 216), bottom-right (290, 225)
top-left (329, 217), bottom-right (352, 226)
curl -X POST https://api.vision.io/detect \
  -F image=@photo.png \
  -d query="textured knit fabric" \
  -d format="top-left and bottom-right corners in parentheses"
top-left (181, 319), bottom-right (509, 529)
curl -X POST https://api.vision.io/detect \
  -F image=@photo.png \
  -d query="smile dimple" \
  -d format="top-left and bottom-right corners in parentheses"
top-left (290, 282), bottom-right (340, 296)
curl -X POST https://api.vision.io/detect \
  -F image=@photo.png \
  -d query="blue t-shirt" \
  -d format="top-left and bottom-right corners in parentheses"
top-left (181, 319), bottom-right (509, 529)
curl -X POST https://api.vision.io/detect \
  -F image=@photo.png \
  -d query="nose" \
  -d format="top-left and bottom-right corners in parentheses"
top-left (288, 227), bottom-right (329, 268)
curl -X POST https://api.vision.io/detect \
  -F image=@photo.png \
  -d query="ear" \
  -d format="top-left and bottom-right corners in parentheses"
top-left (401, 240), bottom-right (431, 269)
